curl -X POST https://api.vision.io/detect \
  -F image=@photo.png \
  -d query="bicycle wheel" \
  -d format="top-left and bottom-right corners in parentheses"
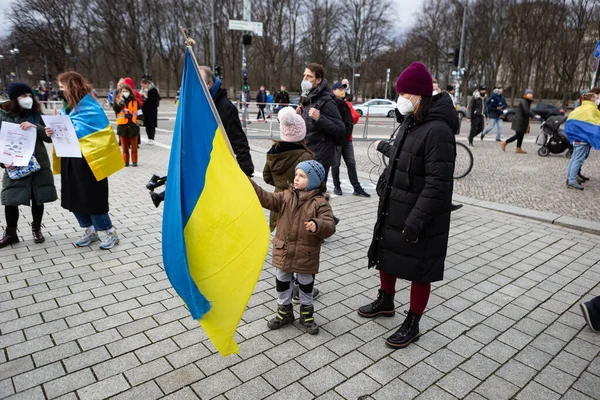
top-left (454, 141), bottom-right (474, 179)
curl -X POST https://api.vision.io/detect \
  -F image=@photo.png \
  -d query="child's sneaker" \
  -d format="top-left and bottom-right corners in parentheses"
top-left (267, 304), bottom-right (295, 330)
top-left (99, 230), bottom-right (119, 250)
top-left (299, 304), bottom-right (319, 334)
top-left (75, 228), bottom-right (99, 247)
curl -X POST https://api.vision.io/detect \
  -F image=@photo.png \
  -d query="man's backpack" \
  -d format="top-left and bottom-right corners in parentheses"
top-left (334, 98), bottom-right (354, 146)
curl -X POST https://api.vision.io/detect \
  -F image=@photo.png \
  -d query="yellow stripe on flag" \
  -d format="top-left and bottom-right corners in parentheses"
top-left (79, 125), bottom-right (125, 181)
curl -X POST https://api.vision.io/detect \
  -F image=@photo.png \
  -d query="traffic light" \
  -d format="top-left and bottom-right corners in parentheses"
top-left (242, 34), bottom-right (252, 46)
top-left (215, 65), bottom-right (221, 78)
top-left (448, 48), bottom-right (460, 67)
top-left (242, 69), bottom-right (248, 91)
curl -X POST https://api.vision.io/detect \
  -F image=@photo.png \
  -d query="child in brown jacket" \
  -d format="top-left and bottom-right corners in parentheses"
top-left (251, 160), bottom-right (335, 334)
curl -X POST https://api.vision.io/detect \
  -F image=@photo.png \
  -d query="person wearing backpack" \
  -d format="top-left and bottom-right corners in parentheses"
top-left (330, 82), bottom-right (370, 197)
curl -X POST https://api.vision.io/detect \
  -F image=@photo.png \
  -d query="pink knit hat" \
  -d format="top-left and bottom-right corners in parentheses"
top-left (395, 62), bottom-right (433, 97)
top-left (278, 106), bottom-right (306, 142)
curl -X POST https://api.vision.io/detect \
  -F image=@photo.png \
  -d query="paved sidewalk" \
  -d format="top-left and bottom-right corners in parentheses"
top-left (0, 142), bottom-right (599, 399)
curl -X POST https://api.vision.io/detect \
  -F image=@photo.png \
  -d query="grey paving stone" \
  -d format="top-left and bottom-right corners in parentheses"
top-left (264, 382), bottom-right (314, 400)
top-left (550, 350), bottom-right (592, 377)
top-left (24, 319), bottom-right (68, 340)
top-left (364, 356), bottom-right (406, 385)
top-left (480, 339), bottom-right (519, 364)
top-left (474, 375), bottom-right (519, 399)
top-left (155, 363), bottom-right (204, 395)
top-left (111, 381), bottom-right (164, 400)
top-left (33, 341), bottom-right (81, 367)
top-left (124, 357), bottom-right (173, 386)
top-left (76, 374), bottom-right (130, 400)
top-left (0, 314), bottom-right (43, 334)
top-left (91, 312), bottom-right (133, 331)
top-left (495, 359), bottom-right (537, 387)
top-left (335, 373), bottom-right (381, 399)
top-left (460, 354), bottom-right (501, 380)
top-left (172, 328), bottom-right (207, 349)
top-left (262, 359), bottom-right (310, 390)
top-left (534, 364), bottom-right (578, 395)
top-left (564, 338), bottom-right (600, 361)
top-left (516, 380), bottom-right (561, 400)
top-left (106, 332), bottom-right (151, 357)
top-left (400, 361), bottom-right (444, 392)
top-left (236, 335), bottom-right (273, 359)
top-left (191, 369), bottom-right (242, 399)
top-left (300, 366), bottom-right (345, 397)
top-left (166, 343), bottom-right (211, 369)
top-left (561, 389), bottom-right (595, 400)
top-left (77, 329), bottom-right (122, 351)
top-left (264, 340), bottom-right (308, 365)
top-left (465, 324), bottom-right (500, 345)
top-left (572, 372), bottom-right (600, 398)
top-left (415, 385), bottom-right (459, 400)
top-left (134, 338), bottom-right (179, 363)
top-left (13, 362), bottom-right (66, 392)
top-left (4, 386), bottom-right (46, 400)
top-left (115, 316), bottom-right (158, 337)
top-left (436, 368), bottom-right (480, 398)
top-left (230, 354), bottom-right (276, 382)
top-left (372, 378), bottom-right (420, 400)
top-left (63, 347), bottom-right (111, 373)
top-left (424, 348), bottom-right (465, 373)
top-left (330, 349), bottom-right (373, 377)
top-left (162, 387), bottom-right (200, 400)
top-left (514, 345), bottom-right (554, 371)
top-left (324, 332), bottom-right (364, 356)
top-left (93, 353), bottom-right (141, 381)
top-left (296, 345), bottom-right (339, 372)
top-left (7, 336), bottom-right (54, 360)
top-left (43, 369), bottom-right (96, 399)
top-left (52, 323), bottom-right (96, 345)
top-left (144, 320), bottom-right (186, 342)
top-left (65, 309), bottom-right (107, 328)
top-left (0, 331), bottom-right (25, 350)
top-left (195, 352), bottom-right (242, 376)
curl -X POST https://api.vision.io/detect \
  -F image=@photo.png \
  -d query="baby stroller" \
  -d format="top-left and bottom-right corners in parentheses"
top-left (536, 115), bottom-right (572, 158)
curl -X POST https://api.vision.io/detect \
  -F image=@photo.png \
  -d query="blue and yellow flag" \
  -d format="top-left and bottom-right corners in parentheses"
top-left (564, 100), bottom-right (600, 150)
top-left (54, 93), bottom-right (124, 179)
top-left (163, 50), bottom-right (270, 356)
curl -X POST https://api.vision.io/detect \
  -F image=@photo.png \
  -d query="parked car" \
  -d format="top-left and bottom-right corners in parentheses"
top-left (503, 102), bottom-right (565, 122)
top-left (354, 99), bottom-right (397, 117)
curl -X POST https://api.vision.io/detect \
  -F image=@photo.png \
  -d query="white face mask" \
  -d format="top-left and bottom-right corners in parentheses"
top-left (122, 91), bottom-right (130, 98)
top-left (432, 90), bottom-right (439, 96)
top-left (396, 95), bottom-right (416, 115)
top-left (18, 97), bottom-right (33, 110)
top-left (595, 98), bottom-right (600, 106)
top-left (301, 79), bottom-right (313, 94)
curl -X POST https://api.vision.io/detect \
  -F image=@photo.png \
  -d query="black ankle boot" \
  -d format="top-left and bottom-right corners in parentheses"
top-left (267, 304), bottom-right (295, 330)
top-left (386, 310), bottom-right (421, 349)
top-left (32, 224), bottom-right (45, 244)
top-left (0, 227), bottom-right (19, 248)
top-left (358, 289), bottom-right (396, 318)
top-left (299, 304), bottom-right (319, 335)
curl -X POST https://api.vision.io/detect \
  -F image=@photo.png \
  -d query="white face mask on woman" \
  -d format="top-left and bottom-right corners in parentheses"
top-left (18, 97), bottom-right (34, 110)
top-left (122, 91), bottom-right (130, 98)
top-left (396, 95), bottom-right (417, 115)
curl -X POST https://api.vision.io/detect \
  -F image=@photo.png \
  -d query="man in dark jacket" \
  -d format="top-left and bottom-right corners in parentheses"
top-left (275, 85), bottom-right (290, 112)
top-left (296, 63), bottom-right (346, 180)
top-left (481, 87), bottom-right (508, 141)
top-left (200, 66), bottom-right (254, 177)
top-left (256, 86), bottom-right (267, 121)
top-left (467, 85), bottom-right (488, 147)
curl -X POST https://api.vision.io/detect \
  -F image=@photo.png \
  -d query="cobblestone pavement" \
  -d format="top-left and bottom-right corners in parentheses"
top-left (1, 140), bottom-right (599, 399)
top-left (250, 135), bottom-right (600, 222)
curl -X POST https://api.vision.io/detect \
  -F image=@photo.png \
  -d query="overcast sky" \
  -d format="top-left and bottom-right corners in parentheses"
top-left (0, 0), bottom-right (422, 39)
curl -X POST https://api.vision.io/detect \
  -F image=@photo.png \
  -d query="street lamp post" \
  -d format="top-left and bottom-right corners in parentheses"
top-left (9, 45), bottom-right (20, 81)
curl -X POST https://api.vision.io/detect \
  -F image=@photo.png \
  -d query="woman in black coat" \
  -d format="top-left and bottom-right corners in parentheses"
top-left (0, 83), bottom-right (57, 247)
top-left (500, 89), bottom-right (536, 154)
top-left (141, 75), bottom-right (160, 144)
top-left (357, 62), bottom-right (458, 349)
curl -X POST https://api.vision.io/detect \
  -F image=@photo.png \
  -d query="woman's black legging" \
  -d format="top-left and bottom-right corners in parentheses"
top-left (5, 203), bottom-right (44, 228)
top-left (505, 131), bottom-right (525, 148)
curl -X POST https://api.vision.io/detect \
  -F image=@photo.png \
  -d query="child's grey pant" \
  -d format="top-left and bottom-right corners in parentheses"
top-left (276, 269), bottom-right (314, 305)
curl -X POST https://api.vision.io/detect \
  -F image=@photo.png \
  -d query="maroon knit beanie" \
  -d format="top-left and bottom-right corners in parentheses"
top-left (395, 62), bottom-right (433, 97)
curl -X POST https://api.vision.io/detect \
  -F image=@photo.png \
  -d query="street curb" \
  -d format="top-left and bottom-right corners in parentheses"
top-left (249, 143), bottom-right (600, 236)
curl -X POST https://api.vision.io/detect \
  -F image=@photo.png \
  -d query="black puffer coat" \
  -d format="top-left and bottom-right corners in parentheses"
top-left (213, 88), bottom-right (254, 176)
top-left (0, 105), bottom-right (57, 207)
top-left (301, 80), bottom-right (346, 167)
top-left (511, 98), bottom-right (534, 133)
top-left (368, 94), bottom-right (458, 283)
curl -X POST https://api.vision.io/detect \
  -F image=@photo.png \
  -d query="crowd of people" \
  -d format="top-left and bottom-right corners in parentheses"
top-left (1, 59), bottom-right (598, 346)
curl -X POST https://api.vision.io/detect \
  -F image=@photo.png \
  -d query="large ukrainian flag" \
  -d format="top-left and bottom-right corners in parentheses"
top-left (54, 93), bottom-right (124, 179)
top-left (564, 100), bottom-right (600, 150)
top-left (163, 49), bottom-right (270, 356)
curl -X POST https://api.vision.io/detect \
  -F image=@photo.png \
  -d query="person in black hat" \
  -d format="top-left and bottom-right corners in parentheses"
top-left (0, 83), bottom-right (58, 248)
top-left (467, 85), bottom-right (488, 147)
top-left (140, 75), bottom-right (160, 145)
top-left (330, 81), bottom-right (370, 197)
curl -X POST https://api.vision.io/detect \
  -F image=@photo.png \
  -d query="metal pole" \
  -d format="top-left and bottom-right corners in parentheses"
top-left (384, 68), bottom-right (390, 100)
top-left (352, 64), bottom-right (355, 98)
top-left (592, 59), bottom-right (599, 89)
top-left (241, 43), bottom-right (247, 130)
top-left (211, 0), bottom-right (216, 70)
top-left (456, 0), bottom-right (467, 102)
top-left (14, 55), bottom-right (20, 81)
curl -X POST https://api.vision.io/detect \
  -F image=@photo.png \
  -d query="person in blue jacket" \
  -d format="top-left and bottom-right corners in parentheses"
top-left (481, 87), bottom-right (508, 141)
